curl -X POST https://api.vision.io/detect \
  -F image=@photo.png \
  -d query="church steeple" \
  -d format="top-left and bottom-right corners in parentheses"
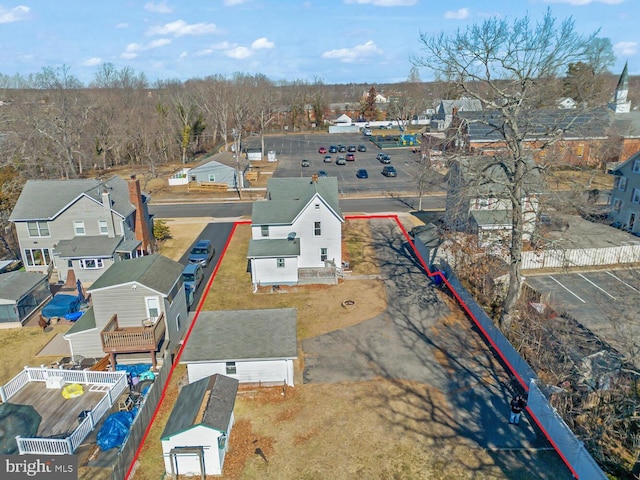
top-left (610, 61), bottom-right (631, 113)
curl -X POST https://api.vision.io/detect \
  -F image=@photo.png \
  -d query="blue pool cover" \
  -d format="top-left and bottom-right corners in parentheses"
top-left (42, 294), bottom-right (82, 319)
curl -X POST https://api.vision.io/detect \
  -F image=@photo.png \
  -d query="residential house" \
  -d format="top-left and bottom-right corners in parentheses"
top-left (445, 156), bottom-right (544, 245)
top-left (180, 308), bottom-right (298, 386)
top-left (9, 175), bottom-right (154, 285)
top-left (609, 150), bottom-right (640, 235)
top-left (0, 271), bottom-right (50, 327)
top-left (247, 176), bottom-right (344, 287)
top-left (161, 374), bottom-right (239, 477)
top-left (557, 97), bottom-right (578, 109)
top-left (430, 97), bottom-right (482, 131)
top-left (64, 254), bottom-right (188, 369)
top-left (184, 152), bottom-right (243, 189)
top-left (333, 113), bottom-right (352, 125)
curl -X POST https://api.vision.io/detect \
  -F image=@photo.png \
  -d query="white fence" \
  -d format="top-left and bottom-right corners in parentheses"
top-left (1, 367), bottom-right (128, 455)
top-left (522, 244), bottom-right (640, 270)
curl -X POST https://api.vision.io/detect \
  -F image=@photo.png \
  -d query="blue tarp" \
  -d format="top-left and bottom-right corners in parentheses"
top-left (97, 410), bottom-right (137, 451)
top-left (115, 364), bottom-right (152, 377)
top-left (42, 294), bottom-right (82, 319)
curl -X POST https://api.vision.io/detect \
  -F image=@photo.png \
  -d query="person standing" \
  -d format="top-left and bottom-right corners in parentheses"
top-left (509, 395), bottom-right (527, 425)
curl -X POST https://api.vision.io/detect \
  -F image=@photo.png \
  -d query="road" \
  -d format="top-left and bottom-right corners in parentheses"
top-left (149, 195), bottom-right (446, 219)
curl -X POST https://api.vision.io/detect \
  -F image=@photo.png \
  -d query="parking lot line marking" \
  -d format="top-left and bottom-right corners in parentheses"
top-left (606, 271), bottom-right (640, 293)
top-left (548, 275), bottom-right (586, 303)
top-left (578, 273), bottom-right (616, 300)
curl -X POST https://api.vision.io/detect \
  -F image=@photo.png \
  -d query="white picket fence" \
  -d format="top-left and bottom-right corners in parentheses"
top-left (521, 244), bottom-right (640, 270)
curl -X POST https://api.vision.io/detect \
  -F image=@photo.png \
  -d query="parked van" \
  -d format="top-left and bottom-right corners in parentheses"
top-left (188, 239), bottom-right (215, 267)
top-left (182, 263), bottom-right (204, 295)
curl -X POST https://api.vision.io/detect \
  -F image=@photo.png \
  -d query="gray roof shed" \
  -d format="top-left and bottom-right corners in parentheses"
top-left (0, 271), bottom-right (48, 302)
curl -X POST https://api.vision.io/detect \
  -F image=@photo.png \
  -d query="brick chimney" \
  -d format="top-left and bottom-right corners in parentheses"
top-left (128, 175), bottom-right (153, 253)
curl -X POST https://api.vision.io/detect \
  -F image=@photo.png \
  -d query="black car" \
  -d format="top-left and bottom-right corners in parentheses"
top-left (318, 170), bottom-right (329, 177)
top-left (357, 144), bottom-right (367, 152)
top-left (301, 159), bottom-right (310, 167)
top-left (356, 169), bottom-right (368, 179)
top-left (338, 145), bottom-right (347, 152)
top-left (347, 145), bottom-right (357, 152)
top-left (329, 145), bottom-right (338, 153)
top-left (382, 165), bottom-right (397, 177)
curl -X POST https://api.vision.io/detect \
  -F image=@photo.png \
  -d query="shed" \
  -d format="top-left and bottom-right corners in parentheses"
top-left (0, 271), bottom-right (50, 327)
top-left (161, 374), bottom-right (239, 477)
top-left (181, 309), bottom-right (298, 386)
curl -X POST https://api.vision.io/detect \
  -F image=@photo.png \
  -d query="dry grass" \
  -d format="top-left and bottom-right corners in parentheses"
top-left (153, 217), bottom-right (209, 262)
top-left (0, 324), bottom-right (71, 385)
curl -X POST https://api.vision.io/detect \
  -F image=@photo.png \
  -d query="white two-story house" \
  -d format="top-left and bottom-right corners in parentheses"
top-left (609, 151), bottom-right (640, 235)
top-left (445, 155), bottom-right (543, 247)
top-left (64, 254), bottom-right (188, 370)
top-left (9, 175), bottom-right (154, 285)
top-left (247, 176), bottom-right (344, 287)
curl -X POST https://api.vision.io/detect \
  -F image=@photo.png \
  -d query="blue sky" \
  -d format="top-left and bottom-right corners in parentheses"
top-left (0, 0), bottom-right (637, 85)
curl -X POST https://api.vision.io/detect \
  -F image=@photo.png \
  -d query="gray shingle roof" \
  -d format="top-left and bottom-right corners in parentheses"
top-left (161, 374), bottom-right (239, 439)
top-left (247, 238), bottom-right (300, 258)
top-left (252, 177), bottom-right (342, 225)
top-left (64, 305), bottom-right (96, 336)
top-left (54, 236), bottom-right (125, 258)
top-left (181, 308), bottom-right (298, 363)
top-left (9, 175), bottom-right (138, 221)
top-left (0, 271), bottom-right (48, 301)
top-left (471, 210), bottom-right (513, 227)
top-left (88, 254), bottom-right (183, 295)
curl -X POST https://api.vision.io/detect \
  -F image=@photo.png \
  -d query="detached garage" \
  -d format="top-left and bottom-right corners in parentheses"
top-left (161, 374), bottom-right (239, 477)
top-left (181, 308), bottom-right (297, 386)
top-left (0, 271), bottom-right (50, 327)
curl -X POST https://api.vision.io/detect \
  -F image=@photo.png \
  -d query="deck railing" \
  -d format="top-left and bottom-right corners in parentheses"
top-left (3, 367), bottom-right (128, 455)
top-left (101, 313), bottom-right (165, 354)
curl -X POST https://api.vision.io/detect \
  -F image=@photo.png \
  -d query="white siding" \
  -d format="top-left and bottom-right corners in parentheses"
top-left (293, 198), bottom-right (342, 267)
top-left (251, 257), bottom-right (298, 285)
top-left (67, 328), bottom-right (104, 359)
top-left (162, 425), bottom-right (223, 476)
top-left (186, 359), bottom-right (295, 386)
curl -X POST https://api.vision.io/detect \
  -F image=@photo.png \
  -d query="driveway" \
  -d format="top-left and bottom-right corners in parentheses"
top-left (303, 218), bottom-right (573, 478)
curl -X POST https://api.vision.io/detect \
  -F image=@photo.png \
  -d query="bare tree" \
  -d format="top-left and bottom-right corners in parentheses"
top-left (413, 8), bottom-right (613, 327)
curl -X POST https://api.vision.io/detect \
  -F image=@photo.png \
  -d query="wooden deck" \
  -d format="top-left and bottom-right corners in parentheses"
top-left (8, 382), bottom-right (106, 438)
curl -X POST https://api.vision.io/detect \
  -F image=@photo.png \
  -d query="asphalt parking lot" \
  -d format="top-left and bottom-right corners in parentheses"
top-left (525, 269), bottom-right (640, 357)
top-left (243, 132), bottom-right (434, 195)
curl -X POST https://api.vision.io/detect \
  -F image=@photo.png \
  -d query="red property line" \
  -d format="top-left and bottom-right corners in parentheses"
top-left (127, 215), bottom-right (578, 480)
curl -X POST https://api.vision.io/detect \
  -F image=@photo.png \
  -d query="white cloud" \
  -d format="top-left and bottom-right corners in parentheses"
top-left (115, 22), bottom-right (129, 29)
top-left (321, 40), bottom-right (382, 63)
top-left (251, 37), bottom-right (274, 50)
top-left (344, 0), bottom-right (417, 5)
top-left (179, 51), bottom-right (188, 58)
top-left (147, 20), bottom-right (218, 37)
top-left (148, 38), bottom-right (172, 48)
top-left (145, 1), bottom-right (172, 13)
top-left (226, 46), bottom-right (252, 59)
top-left (224, 0), bottom-right (248, 5)
top-left (120, 39), bottom-right (171, 59)
top-left (543, 0), bottom-right (623, 5)
top-left (82, 57), bottom-right (102, 67)
top-left (0, 5), bottom-right (29, 23)
top-left (614, 41), bottom-right (638, 56)
top-left (444, 8), bottom-right (470, 20)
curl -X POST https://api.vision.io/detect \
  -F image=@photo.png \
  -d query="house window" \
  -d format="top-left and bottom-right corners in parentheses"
top-left (261, 225), bottom-right (269, 237)
top-left (145, 297), bottom-right (160, 321)
top-left (613, 199), bottom-right (622, 212)
top-left (320, 248), bottom-right (328, 262)
top-left (576, 144), bottom-right (584, 157)
top-left (208, 174), bottom-right (215, 182)
top-left (79, 258), bottom-right (104, 269)
top-left (633, 160), bottom-right (640, 173)
top-left (315, 203), bottom-right (320, 210)
top-left (98, 220), bottom-right (109, 235)
top-left (633, 189), bottom-right (640, 204)
top-left (24, 248), bottom-right (51, 267)
top-left (226, 362), bottom-right (237, 375)
top-left (277, 258), bottom-right (285, 268)
top-left (27, 221), bottom-right (50, 237)
top-left (175, 314), bottom-right (180, 332)
top-left (74, 220), bottom-right (86, 235)
top-left (314, 221), bottom-right (322, 237)
top-left (615, 176), bottom-right (628, 191)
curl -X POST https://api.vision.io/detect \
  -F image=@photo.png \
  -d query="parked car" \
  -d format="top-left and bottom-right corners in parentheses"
top-left (301, 159), bottom-right (310, 167)
top-left (338, 145), bottom-right (347, 152)
top-left (347, 145), bottom-right (357, 152)
top-left (377, 153), bottom-right (391, 163)
top-left (188, 239), bottom-right (215, 267)
top-left (382, 165), bottom-right (397, 177)
top-left (324, 155), bottom-right (332, 163)
top-left (346, 153), bottom-right (355, 161)
top-left (318, 170), bottom-right (329, 177)
top-left (336, 156), bottom-right (346, 165)
top-left (357, 144), bottom-right (367, 152)
top-left (182, 263), bottom-right (204, 294)
top-left (356, 169), bottom-right (369, 179)
top-left (329, 145), bottom-right (338, 153)
top-left (318, 146), bottom-right (327, 154)
top-left (363, 128), bottom-right (372, 136)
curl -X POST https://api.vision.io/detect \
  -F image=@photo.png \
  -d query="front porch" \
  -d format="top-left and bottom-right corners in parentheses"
top-left (100, 313), bottom-right (166, 370)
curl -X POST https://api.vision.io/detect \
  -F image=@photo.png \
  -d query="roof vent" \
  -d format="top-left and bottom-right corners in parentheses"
top-left (287, 232), bottom-right (296, 241)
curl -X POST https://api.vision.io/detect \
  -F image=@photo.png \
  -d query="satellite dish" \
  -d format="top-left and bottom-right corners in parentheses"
top-left (287, 232), bottom-right (297, 241)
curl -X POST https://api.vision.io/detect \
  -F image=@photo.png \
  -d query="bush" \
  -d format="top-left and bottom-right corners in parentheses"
top-left (153, 220), bottom-right (172, 241)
